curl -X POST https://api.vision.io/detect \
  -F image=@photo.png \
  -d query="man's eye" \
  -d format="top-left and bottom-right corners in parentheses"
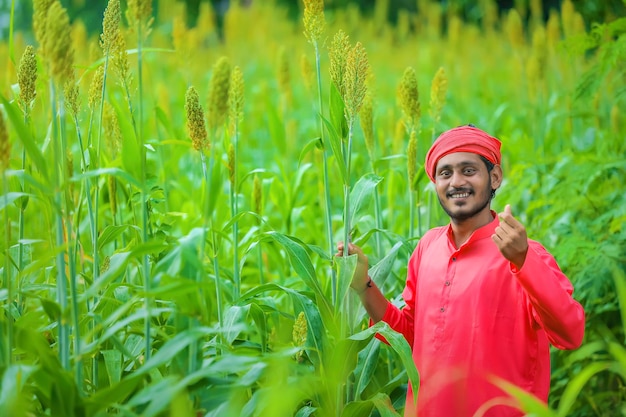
top-left (439, 170), bottom-right (451, 177)
top-left (464, 168), bottom-right (476, 175)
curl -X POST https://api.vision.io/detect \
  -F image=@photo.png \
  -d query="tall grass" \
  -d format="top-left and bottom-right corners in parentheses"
top-left (0, 0), bottom-right (624, 415)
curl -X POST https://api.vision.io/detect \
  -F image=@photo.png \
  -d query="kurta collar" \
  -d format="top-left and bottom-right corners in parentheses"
top-left (445, 210), bottom-right (499, 249)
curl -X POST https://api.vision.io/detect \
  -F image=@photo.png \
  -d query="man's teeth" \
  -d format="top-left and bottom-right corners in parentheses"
top-left (451, 192), bottom-right (470, 198)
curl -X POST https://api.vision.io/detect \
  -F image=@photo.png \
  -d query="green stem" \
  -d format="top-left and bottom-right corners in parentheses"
top-left (409, 189), bottom-right (415, 238)
top-left (313, 41), bottom-right (337, 305)
top-left (231, 124), bottom-right (240, 301)
top-left (3, 173), bottom-right (12, 366)
top-left (136, 18), bottom-right (152, 362)
top-left (51, 81), bottom-right (70, 370)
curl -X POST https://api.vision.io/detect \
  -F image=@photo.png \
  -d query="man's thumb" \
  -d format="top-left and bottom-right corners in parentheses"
top-left (504, 204), bottom-right (512, 216)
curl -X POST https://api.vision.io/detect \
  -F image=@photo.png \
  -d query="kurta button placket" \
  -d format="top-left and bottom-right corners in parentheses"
top-left (440, 307), bottom-right (445, 312)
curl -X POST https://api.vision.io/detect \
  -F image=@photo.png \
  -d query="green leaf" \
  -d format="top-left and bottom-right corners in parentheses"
top-left (266, 97), bottom-right (286, 151)
top-left (354, 338), bottom-right (380, 399)
top-left (369, 241), bottom-right (404, 289)
top-left (350, 322), bottom-right (420, 408)
top-left (102, 349), bottom-right (123, 385)
top-left (72, 167), bottom-right (142, 189)
top-left (556, 361), bottom-right (613, 417)
top-left (371, 392), bottom-right (402, 416)
top-left (329, 81), bottom-right (348, 140)
top-left (261, 231), bottom-right (328, 307)
top-left (299, 137), bottom-right (322, 167)
top-left (241, 283), bottom-right (326, 367)
top-left (320, 114), bottom-right (347, 183)
top-left (611, 265), bottom-right (626, 343)
top-left (341, 400), bottom-right (375, 417)
top-left (0, 192), bottom-right (31, 211)
top-left (335, 254), bottom-right (357, 312)
top-left (0, 94), bottom-right (49, 183)
top-left (350, 173), bottom-right (383, 225)
top-left (98, 224), bottom-right (140, 250)
top-left (110, 98), bottom-right (141, 182)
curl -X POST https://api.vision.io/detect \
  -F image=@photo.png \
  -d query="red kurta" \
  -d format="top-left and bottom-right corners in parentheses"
top-left (380, 214), bottom-right (585, 417)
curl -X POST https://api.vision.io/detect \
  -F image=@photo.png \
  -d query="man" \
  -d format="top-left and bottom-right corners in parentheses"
top-left (337, 125), bottom-right (585, 416)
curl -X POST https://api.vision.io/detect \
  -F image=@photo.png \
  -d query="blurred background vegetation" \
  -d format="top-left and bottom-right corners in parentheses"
top-left (2, 0), bottom-right (626, 41)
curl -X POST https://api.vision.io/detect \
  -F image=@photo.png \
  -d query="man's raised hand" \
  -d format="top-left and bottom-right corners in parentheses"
top-left (491, 204), bottom-right (529, 270)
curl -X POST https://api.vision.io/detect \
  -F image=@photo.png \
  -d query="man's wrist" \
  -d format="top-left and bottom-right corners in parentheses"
top-left (355, 276), bottom-right (373, 294)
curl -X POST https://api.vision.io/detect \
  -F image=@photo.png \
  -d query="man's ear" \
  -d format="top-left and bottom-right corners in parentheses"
top-left (491, 164), bottom-right (503, 189)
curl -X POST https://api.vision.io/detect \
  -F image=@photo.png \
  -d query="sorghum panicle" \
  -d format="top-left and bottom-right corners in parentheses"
top-left (185, 86), bottom-right (208, 152)
top-left (43, 1), bottom-right (75, 85)
top-left (229, 66), bottom-right (244, 135)
top-left (398, 66), bottom-right (420, 133)
top-left (429, 67), bottom-right (448, 124)
top-left (227, 143), bottom-right (235, 186)
top-left (207, 57), bottom-right (231, 132)
top-left (18, 45), bottom-right (38, 114)
top-left (344, 42), bottom-right (369, 119)
top-left (101, 0), bottom-right (121, 54)
top-left (328, 30), bottom-right (350, 98)
top-left (88, 66), bottom-right (105, 111)
top-left (302, 0), bottom-right (325, 45)
top-left (33, 0), bottom-right (53, 55)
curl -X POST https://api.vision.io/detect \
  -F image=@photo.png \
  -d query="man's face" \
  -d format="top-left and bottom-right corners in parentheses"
top-left (434, 152), bottom-right (501, 223)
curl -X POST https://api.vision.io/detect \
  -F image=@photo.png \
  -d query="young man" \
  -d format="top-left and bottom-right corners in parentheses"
top-left (337, 125), bottom-right (585, 416)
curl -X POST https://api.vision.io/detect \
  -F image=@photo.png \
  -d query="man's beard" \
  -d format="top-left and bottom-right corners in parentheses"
top-left (438, 179), bottom-right (493, 223)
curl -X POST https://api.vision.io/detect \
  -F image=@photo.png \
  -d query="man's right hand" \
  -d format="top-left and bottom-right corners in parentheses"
top-left (336, 241), bottom-right (369, 293)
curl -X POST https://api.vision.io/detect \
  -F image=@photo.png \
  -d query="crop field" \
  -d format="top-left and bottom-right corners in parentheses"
top-left (0, 0), bottom-right (624, 416)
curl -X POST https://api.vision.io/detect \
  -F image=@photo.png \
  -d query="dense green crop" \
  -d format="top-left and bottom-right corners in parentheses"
top-left (0, 0), bottom-right (624, 416)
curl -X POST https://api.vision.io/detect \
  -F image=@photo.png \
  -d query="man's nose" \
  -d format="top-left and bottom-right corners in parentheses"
top-left (449, 171), bottom-right (466, 188)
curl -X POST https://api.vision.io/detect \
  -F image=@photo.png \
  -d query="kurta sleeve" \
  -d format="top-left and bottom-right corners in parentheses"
top-left (513, 241), bottom-right (585, 350)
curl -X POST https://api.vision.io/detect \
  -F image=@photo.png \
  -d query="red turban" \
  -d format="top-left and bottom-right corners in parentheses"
top-left (425, 125), bottom-right (502, 182)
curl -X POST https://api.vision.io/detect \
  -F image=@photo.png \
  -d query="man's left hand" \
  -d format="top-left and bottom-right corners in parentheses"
top-left (491, 204), bottom-right (529, 270)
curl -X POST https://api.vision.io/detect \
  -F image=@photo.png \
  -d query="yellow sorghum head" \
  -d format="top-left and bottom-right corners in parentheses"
top-left (328, 30), bottom-right (350, 97)
top-left (43, 1), bottom-right (75, 85)
top-left (0, 110), bottom-right (9, 169)
top-left (407, 130), bottom-right (418, 191)
top-left (302, 0), bottom-right (325, 45)
top-left (112, 33), bottom-right (131, 88)
top-left (229, 66), bottom-right (244, 134)
top-left (429, 67), bottom-right (447, 124)
top-left (360, 91), bottom-right (374, 160)
top-left (185, 86), bottom-right (208, 152)
top-left (126, 0), bottom-right (153, 36)
top-left (101, 0), bottom-right (121, 54)
top-left (103, 103), bottom-right (121, 159)
top-left (398, 66), bottom-right (420, 133)
top-left (344, 41), bottom-right (369, 120)
top-left (292, 311), bottom-right (307, 345)
top-left (33, 0), bottom-right (54, 54)
top-left (18, 45), bottom-right (37, 113)
top-left (88, 65), bottom-right (105, 110)
top-left (506, 9), bottom-right (525, 50)
top-left (65, 76), bottom-right (81, 118)
top-left (207, 56), bottom-right (231, 132)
